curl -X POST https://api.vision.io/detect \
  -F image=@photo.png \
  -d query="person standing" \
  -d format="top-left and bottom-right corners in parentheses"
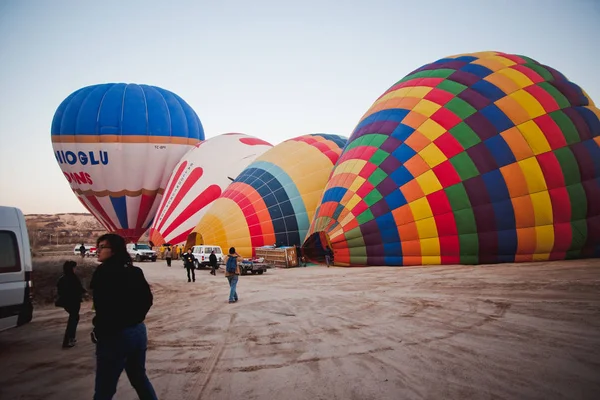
top-left (165, 247), bottom-right (172, 267)
top-left (209, 250), bottom-right (218, 275)
top-left (325, 246), bottom-right (334, 267)
top-left (224, 247), bottom-right (241, 303)
top-left (91, 233), bottom-right (157, 400)
top-left (182, 248), bottom-right (196, 282)
top-left (56, 260), bottom-right (86, 348)
top-left (79, 243), bottom-right (86, 259)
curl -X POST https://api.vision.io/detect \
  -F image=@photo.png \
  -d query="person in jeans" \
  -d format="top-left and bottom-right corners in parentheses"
top-left (164, 247), bottom-right (172, 267)
top-left (224, 247), bottom-right (241, 303)
top-left (325, 246), bottom-right (334, 267)
top-left (91, 233), bottom-right (157, 400)
top-left (56, 260), bottom-right (86, 348)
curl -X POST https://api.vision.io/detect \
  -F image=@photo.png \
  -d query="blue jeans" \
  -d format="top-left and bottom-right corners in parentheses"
top-left (227, 275), bottom-right (238, 302)
top-left (94, 323), bottom-right (157, 400)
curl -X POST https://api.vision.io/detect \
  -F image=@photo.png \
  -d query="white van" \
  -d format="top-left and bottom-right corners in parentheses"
top-left (0, 206), bottom-right (33, 331)
top-left (191, 245), bottom-right (224, 268)
top-left (126, 243), bottom-right (157, 262)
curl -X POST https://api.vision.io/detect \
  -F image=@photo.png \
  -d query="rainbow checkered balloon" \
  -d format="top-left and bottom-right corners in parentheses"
top-left (305, 51), bottom-right (600, 266)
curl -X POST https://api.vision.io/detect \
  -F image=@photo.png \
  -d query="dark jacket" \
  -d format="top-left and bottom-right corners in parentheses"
top-left (209, 253), bottom-right (217, 266)
top-left (90, 257), bottom-right (153, 337)
top-left (57, 273), bottom-right (85, 308)
top-left (182, 253), bottom-right (196, 268)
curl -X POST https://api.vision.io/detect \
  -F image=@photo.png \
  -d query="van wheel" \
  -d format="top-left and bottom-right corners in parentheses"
top-left (135, 255), bottom-right (141, 262)
top-left (258, 270), bottom-right (264, 275)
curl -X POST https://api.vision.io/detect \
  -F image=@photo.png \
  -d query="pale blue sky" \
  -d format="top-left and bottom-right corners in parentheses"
top-left (0, 0), bottom-right (598, 214)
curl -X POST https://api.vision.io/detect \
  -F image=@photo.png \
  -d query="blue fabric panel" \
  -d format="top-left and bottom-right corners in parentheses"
top-left (110, 196), bottom-right (128, 229)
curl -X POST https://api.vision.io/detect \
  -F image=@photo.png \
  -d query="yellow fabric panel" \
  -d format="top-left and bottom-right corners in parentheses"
top-left (409, 197), bottom-right (433, 221)
top-left (416, 217), bottom-right (438, 239)
top-left (595, 137), bottom-right (600, 147)
top-left (490, 55), bottom-right (517, 66)
top-left (419, 143), bottom-right (447, 168)
top-left (518, 158), bottom-right (548, 194)
top-left (509, 90), bottom-right (546, 119)
top-left (375, 86), bottom-right (433, 104)
top-left (452, 51), bottom-right (498, 59)
top-left (421, 255), bottom-right (442, 265)
top-left (332, 159), bottom-right (366, 176)
top-left (532, 252), bottom-right (550, 261)
top-left (420, 237), bottom-right (441, 257)
top-left (415, 170), bottom-right (443, 195)
top-left (518, 120), bottom-right (552, 155)
top-left (530, 191), bottom-right (553, 226)
top-left (301, 191), bottom-right (325, 224)
top-left (485, 72), bottom-right (522, 94)
top-left (412, 99), bottom-right (442, 118)
top-left (345, 194), bottom-right (362, 212)
top-left (534, 225), bottom-right (555, 255)
top-left (472, 57), bottom-right (509, 72)
top-left (348, 176), bottom-right (366, 193)
top-left (418, 118), bottom-right (447, 141)
top-left (497, 68), bottom-right (534, 88)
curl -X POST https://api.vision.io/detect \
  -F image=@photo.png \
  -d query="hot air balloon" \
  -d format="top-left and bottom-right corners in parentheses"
top-left (305, 51), bottom-right (600, 266)
top-left (149, 133), bottom-right (273, 246)
top-left (189, 134), bottom-right (347, 257)
top-left (51, 83), bottom-right (204, 243)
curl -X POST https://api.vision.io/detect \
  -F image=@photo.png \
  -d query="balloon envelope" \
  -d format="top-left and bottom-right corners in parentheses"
top-left (190, 134), bottom-right (347, 257)
top-left (306, 51), bottom-right (600, 266)
top-left (149, 133), bottom-right (273, 246)
top-left (51, 83), bottom-right (204, 242)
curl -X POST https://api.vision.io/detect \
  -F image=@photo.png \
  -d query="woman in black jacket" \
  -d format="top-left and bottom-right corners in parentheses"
top-left (56, 260), bottom-right (85, 348)
top-left (91, 233), bottom-right (157, 400)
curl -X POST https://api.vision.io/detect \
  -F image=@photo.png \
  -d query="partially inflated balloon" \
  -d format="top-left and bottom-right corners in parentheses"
top-left (190, 134), bottom-right (347, 257)
top-left (306, 51), bottom-right (600, 266)
top-left (149, 133), bottom-right (273, 246)
top-left (51, 83), bottom-right (204, 242)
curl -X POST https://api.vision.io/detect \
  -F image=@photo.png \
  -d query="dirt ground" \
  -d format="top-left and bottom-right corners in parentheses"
top-left (1, 259), bottom-right (599, 400)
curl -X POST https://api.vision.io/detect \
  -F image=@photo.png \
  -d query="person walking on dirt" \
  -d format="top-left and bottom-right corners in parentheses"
top-left (79, 243), bottom-right (86, 258)
top-left (56, 260), bottom-right (86, 348)
top-left (225, 247), bottom-right (241, 303)
top-left (90, 233), bottom-right (157, 400)
top-left (209, 250), bottom-right (218, 275)
top-left (182, 248), bottom-right (196, 282)
top-left (325, 246), bottom-right (334, 267)
top-left (165, 247), bottom-right (172, 267)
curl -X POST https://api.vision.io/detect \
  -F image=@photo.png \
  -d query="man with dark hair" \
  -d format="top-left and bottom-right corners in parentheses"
top-left (181, 248), bottom-right (196, 282)
top-left (79, 243), bottom-right (86, 259)
top-left (56, 260), bottom-right (85, 348)
top-left (91, 233), bottom-right (157, 400)
top-left (209, 250), bottom-right (218, 275)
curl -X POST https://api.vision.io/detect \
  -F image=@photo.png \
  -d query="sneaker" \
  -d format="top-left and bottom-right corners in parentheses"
top-left (228, 300), bottom-right (235, 304)
top-left (62, 342), bottom-right (75, 348)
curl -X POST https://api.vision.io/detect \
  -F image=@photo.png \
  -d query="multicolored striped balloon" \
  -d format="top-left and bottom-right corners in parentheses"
top-left (190, 134), bottom-right (347, 257)
top-left (305, 51), bottom-right (600, 266)
top-left (51, 83), bottom-right (203, 242)
top-left (149, 133), bottom-right (273, 246)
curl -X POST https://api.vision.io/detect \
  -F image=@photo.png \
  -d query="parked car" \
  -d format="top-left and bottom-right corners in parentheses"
top-left (73, 244), bottom-right (96, 257)
top-left (191, 245), bottom-right (224, 268)
top-left (126, 243), bottom-right (157, 262)
top-left (0, 206), bottom-right (33, 331)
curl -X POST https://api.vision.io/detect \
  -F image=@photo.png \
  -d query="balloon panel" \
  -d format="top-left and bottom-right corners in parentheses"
top-left (149, 133), bottom-right (273, 246)
top-left (51, 83), bottom-right (203, 242)
top-left (191, 134), bottom-right (347, 257)
top-left (306, 52), bottom-right (600, 266)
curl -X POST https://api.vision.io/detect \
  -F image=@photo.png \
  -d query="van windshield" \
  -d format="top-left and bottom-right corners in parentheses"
top-left (136, 244), bottom-right (151, 250)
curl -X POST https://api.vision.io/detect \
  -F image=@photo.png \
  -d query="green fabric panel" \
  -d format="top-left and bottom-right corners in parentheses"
top-left (349, 255), bottom-right (368, 265)
top-left (445, 97), bottom-right (477, 119)
top-left (459, 233), bottom-right (479, 263)
top-left (436, 79), bottom-right (468, 95)
top-left (356, 209), bottom-right (375, 224)
top-left (368, 168), bottom-right (387, 187)
top-left (522, 63), bottom-right (554, 81)
top-left (539, 82), bottom-right (572, 109)
top-left (369, 149), bottom-right (390, 166)
top-left (554, 147), bottom-right (581, 186)
top-left (566, 249), bottom-right (582, 260)
top-left (363, 189), bottom-right (383, 207)
top-left (454, 208), bottom-right (478, 235)
top-left (450, 152), bottom-right (480, 180)
top-left (344, 227), bottom-right (363, 241)
top-left (346, 239), bottom-right (367, 252)
top-left (569, 219), bottom-right (588, 252)
top-left (345, 134), bottom-right (388, 151)
top-left (450, 122), bottom-right (481, 149)
top-left (445, 183), bottom-right (472, 211)
top-left (567, 184), bottom-right (587, 221)
top-left (550, 111), bottom-right (580, 145)
top-left (398, 68), bottom-right (456, 83)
